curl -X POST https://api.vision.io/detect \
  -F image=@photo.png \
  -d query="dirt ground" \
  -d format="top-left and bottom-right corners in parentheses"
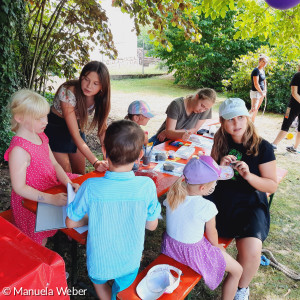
top-left (0, 78), bottom-right (299, 299)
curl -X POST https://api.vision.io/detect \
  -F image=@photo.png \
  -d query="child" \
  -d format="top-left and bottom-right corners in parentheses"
top-left (162, 156), bottom-right (243, 300)
top-left (45, 61), bottom-right (110, 175)
top-left (4, 90), bottom-right (80, 246)
top-left (210, 98), bottom-right (277, 300)
top-left (66, 120), bottom-right (161, 300)
top-left (125, 100), bottom-right (154, 145)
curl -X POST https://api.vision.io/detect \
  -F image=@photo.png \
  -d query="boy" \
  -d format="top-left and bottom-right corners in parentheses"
top-left (66, 120), bottom-right (161, 300)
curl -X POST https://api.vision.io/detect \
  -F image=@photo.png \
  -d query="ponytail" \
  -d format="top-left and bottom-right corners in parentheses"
top-left (167, 177), bottom-right (188, 211)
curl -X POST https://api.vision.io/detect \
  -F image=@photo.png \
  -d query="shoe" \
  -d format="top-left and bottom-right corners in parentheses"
top-left (286, 146), bottom-right (297, 153)
top-left (234, 287), bottom-right (250, 300)
top-left (271, 143), bottom-right (277, 150)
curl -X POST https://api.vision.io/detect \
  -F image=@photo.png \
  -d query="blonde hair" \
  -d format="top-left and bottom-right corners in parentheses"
top-left (185, 88), bottom-right (217, 104)
top-left (10, 89), bottom-right (50, 132)
top-left (211, 116), bottom-right (261, 162)
top-left (259, 55), bottom-right (269, 63)
top-left (167, 177), bottom-right (213, 211)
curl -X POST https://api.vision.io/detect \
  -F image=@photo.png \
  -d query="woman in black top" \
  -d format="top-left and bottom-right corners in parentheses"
top-left (250, 55), bottom-right (268, 122)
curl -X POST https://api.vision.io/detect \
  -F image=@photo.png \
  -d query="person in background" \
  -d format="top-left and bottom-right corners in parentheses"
top-left (149, 88), bottom-right (217, 145)
top-left (208, 98), bottom-right (277, 300)
top-left (250, 55), bottom-right (269, 122)
top-left (45, 61), bottom-right (110, 174)
top-left (162, 156), bottom-right (243, 300)
top-left (66, 120), bottom-right (161, 300)
top-left (271, 65), bottom-right (300, 153)
top-left (125, 100), bottom-right (154, 145)
top-left (4, 90), bottom-right (79, 246)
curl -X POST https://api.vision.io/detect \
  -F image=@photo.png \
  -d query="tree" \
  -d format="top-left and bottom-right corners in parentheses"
top-left (149, 10), bottom-right (265, 89)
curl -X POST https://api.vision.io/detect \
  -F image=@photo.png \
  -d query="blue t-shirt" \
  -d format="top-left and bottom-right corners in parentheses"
top-left (67, 171), bottom-right (161, 280)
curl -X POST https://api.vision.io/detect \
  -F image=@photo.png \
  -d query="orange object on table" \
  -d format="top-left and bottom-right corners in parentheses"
top-left (0, 217), bottom-right (70, 299)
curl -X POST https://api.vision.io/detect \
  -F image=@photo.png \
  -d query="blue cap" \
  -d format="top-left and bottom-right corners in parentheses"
top-left (128, 100), bottom-right (154, 118)
top-left (219, 98), bottom-right (250, 120)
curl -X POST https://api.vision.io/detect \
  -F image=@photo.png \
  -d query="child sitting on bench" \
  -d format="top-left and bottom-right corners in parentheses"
top-left (162, 156), bottom-right (242, 300)
top-left (66, 120), bottom-right (161, 300)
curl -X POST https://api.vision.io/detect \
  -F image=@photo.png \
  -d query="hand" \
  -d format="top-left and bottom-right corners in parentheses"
top-left (182, 130), bottom-right (191, 141)
top-left (263, 91), bottom-right (267, 96)
top-left (95, 160), bottom-right (109, 172)
top-left (70, 182), bottom-right (80, 193)
top-left (220, 155), bottom-right (237, 166)
top-left (51, 193), bottom-right (67, 206)
top-left (233, 160), bottom-right (251, 180)
top-left (157, 130), bottom-right (167, 142)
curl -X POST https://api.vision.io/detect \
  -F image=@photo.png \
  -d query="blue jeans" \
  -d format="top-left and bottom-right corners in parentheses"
top-left (148, 134), bottom-right (166, 146)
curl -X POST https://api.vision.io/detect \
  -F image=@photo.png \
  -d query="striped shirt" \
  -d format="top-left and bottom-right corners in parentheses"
top-left (67, 171), bottom-right (161, 280)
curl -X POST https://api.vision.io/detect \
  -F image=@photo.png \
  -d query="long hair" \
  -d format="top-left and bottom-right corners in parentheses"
top-left (56, 61), bottom-right (111, 136)
top-left (10, 89), bottom-right (50, 132)
top-left (167, 177), bottom-right (188, 211)
top-left (211, 116), bottom-right (261, 162)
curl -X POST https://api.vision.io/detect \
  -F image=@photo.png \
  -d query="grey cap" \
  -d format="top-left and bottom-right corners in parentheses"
top-left (219, 98), bottom-right (250, 120)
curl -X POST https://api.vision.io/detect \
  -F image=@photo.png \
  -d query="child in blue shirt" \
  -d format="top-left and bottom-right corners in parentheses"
top-left (66, 120), bottom-right (161, 300)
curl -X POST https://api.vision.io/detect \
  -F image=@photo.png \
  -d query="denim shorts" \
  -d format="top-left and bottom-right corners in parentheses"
top-left (89, 268), bottom-right (139, 300)
top-left (44, 110), bottom-right (86, 154)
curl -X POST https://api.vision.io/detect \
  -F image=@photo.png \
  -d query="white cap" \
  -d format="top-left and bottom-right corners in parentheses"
top-left (136, 264), bottom-right (182, 300)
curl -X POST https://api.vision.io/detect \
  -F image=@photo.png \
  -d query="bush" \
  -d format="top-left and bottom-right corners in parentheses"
top-left (223, 46), bottom-right (299, 113)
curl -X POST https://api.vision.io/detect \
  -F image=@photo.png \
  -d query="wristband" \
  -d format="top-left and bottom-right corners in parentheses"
top-left (93, 159), bottom-right (99, 167)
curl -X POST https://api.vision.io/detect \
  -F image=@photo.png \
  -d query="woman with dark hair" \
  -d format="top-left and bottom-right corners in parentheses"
top-left (45, 61), bottom-right (111, 174)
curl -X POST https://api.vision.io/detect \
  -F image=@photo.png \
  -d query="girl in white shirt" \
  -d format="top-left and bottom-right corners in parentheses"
top-left (162, 156), bottom-right (242, 300)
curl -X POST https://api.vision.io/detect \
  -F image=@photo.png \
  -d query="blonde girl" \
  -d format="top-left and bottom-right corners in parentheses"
top-left (149, 88), bottom-right (217, 145)
top-left (162, 156), bottom-right (242, 300)
top-left (209, 98), bottom-right (277, 300)
top-left (4, 90), bottom-right (79, 246)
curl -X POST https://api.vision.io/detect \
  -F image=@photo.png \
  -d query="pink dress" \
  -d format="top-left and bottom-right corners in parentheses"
top-left (4, 133), bottom-right (78, 244)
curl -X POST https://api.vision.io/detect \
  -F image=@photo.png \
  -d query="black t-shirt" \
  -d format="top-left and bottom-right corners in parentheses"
top-left (289, 72), bottom-right (300, 108)
top-left (251, 67), bottom-right (266, 91)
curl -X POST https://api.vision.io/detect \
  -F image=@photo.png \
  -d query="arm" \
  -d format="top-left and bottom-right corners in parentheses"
top-left (9, 147), bottom-right (67, 206)
top-left (205, 217), bottom-right (219, 247)
top-left (61, 101), bottom-right (108, 172)
top-left (165, 118), bottom-right (191, 141)
top-left (253, 76), bottom-right (264, 95)
top-left (65, 214), bottom-right (88, 228)
top-left (291, 85), bottom-right (300, 103)
top-left (145, 219), bottom-right (158, 231)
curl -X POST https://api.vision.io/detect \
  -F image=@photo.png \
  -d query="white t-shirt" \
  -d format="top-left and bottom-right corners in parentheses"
top-left (164, 195), bottom-right (218, 244)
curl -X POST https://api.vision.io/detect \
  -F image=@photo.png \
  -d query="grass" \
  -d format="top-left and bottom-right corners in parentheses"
top-left (108, 63), bottom-right (167, 76)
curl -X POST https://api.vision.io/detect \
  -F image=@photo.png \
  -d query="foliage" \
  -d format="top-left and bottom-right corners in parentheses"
top-left (0, 0), bottom-right (25, 162)
top-left (137, 25), bottom-right (155, 52)
top-left (223, 46), bottom-right (299, 113)
top-left (150, 10), bottom-right (265, 90)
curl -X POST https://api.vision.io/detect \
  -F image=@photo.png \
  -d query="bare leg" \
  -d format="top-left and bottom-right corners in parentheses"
top-left (272, 130), bottom-right (287, 146)
top-left (236, 237), bottom-right (262, 288)
top-left (52, 152), bottom-right (72, 173)
top-left (221, 250), bottom-right (243, 300)
top-left (250, 95), bottom-right (265, 122)
top-left (69, 150), bottom-right (86, 175)
top-left (42, 237), bottom-right (48, 247)
top-left (93, 282), bottom-right (112, 300)
top-left (294, 131), bottom-right (300, 149)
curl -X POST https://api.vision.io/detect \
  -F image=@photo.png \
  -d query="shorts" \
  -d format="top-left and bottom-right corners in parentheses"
top-left (89, 268), bottom-right (139, 300)
top-left (44, 110), bottom-right (86, 153)
top-left (250, 90), bottom-right (263, 99)
top-left (281, 104), bottom-right (300, 132)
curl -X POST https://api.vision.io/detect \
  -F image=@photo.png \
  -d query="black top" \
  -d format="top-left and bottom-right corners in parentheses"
top-left (289, 71), bottom-right (300, 108)
top-left (206, 138), bottom-right (275, 241)
top-left (251, 67), bottom-right (266, 91)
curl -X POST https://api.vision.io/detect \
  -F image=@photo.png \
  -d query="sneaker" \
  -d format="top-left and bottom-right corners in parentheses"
top-left (271, 143), bottom-right (277, 150)
top-left (234, 287), bottom-right (250, 300)
top-left (286, 146), bottom-right (297, 153)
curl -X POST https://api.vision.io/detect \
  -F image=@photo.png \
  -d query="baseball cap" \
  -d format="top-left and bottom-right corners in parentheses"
top-left (128, 100), bottom-right (154, 118)
top-left (183, 156), bottom-right (233, 184)
top-left (219, 98), bottom-right (249, 120)
top-left (136, 264), bottom-right (182, 300)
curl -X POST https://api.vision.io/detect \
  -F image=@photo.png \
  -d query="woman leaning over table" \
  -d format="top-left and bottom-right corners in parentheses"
top-left (149, 88), bottom-right (217, 145)
top-left (249, 55), bottom-right (269, 122)
top-left (45, 61), bottom-right (110, 175)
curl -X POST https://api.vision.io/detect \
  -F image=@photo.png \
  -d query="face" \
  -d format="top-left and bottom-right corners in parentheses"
top-left (259, 59), bottom-right (268, 68)
top-left (21, 114), bottom-right (48, 134)
top-left (193, 98), bottom-right (213, 114)
top-left (202, 181), bottom-right (217, 196)
top-left (223, 115), bottom-right (248, 140)
top-left (81, 71), bottom-right (102, 97)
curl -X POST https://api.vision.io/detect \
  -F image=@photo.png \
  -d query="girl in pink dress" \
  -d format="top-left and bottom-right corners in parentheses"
top-left (4, 89), bottom-right (80, 246)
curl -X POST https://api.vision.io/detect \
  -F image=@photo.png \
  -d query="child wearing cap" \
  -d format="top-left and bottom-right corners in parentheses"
top-left (209, 98), bottom-right (278, 300)
top-left (125, 100), bottom-right (154, 145)
top-left (66, 120), bottom-right (161, 300)
top-left (162, 156), bottom-right (242, 300)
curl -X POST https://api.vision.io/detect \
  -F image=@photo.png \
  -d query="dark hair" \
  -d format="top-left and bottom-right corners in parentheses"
top-left (57, 61), bottom-right (111, 136)
top-left (104, 120), bottom-right (144, 166)
top-left (124, 113), bottom-right (139, 120)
